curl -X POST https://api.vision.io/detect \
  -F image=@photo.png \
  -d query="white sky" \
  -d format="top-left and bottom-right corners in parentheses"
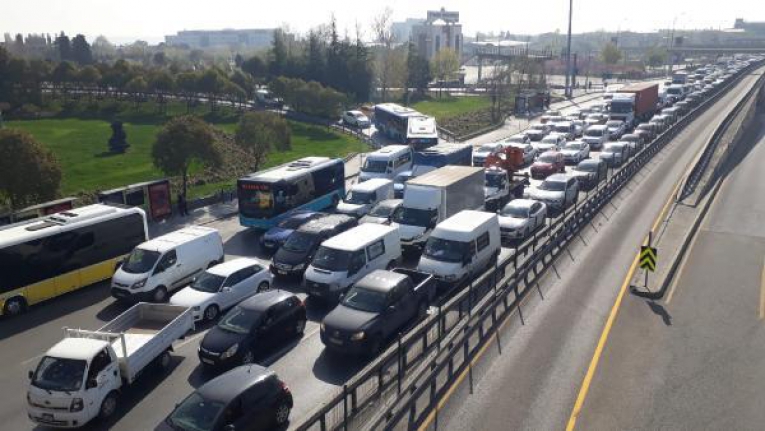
top-left (1, 0), bottom-right (763, 44)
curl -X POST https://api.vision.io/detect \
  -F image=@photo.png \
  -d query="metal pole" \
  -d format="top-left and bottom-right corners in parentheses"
top-left (565, 0), bottom-right (574, 98)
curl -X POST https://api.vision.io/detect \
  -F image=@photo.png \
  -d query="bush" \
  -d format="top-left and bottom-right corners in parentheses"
top-left (18, 104), bottom-right (41, 118)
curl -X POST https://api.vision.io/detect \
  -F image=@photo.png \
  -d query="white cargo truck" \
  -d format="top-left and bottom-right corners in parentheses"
top-left (27, 303), bottom-right (194, 428)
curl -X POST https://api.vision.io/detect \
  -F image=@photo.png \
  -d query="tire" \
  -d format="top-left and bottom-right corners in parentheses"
top-left (295, 319), bottom-right (306, 336)
top-left (98, 391), bottom-right (119, 421)
top-left (274, 400), bottom-right (291, 426)
top-left (3, 297), bottom-right (27, 317)
top-left (417, 302), bottom-right (429, 319)
top-left (258, 281), bottom-right (271, 292)
top-left (368, 336), bottom-right (383, 356)
top-left (156, 351), bottom-right (172, 371)
top-left (386, 260), bottom-right (396, 270)
top-left (241, 349), bottom-right (255, 365)
top-left (153, 286), bottom-right (168, 303)
top-left (203, 304), bottom-right (220, 321)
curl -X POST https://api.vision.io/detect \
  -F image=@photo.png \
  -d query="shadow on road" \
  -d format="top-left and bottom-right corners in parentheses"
top-left (646, 300), bottom-right (673, 326)
top-left (312, 349), bottom-right (367, 386)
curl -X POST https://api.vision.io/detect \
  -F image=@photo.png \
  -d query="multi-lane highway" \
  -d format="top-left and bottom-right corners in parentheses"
top-left (422, 67), bottom-right (765, 431)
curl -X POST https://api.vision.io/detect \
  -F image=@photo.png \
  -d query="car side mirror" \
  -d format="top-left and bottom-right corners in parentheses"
top-left (86, 378), bottom-right (98, 389)
top-left (221, 286), bottom-right (232, 292)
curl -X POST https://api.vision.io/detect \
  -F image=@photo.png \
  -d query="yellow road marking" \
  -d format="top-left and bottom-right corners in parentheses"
top-left (759, 257), bottom-right (765, 319)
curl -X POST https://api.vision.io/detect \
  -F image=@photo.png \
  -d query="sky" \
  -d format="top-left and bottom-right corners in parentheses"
top-left (1, 0), bottom-right (764, 44)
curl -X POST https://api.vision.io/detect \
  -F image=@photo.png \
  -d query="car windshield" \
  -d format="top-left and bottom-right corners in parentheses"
top-left (539, 180), bottom-right (566, 191)
top-left (281, 231), bottom-right (318, 254)
top-left (478, 144), bottom-right (497, 153)
top-left (345, 190), bottom-right (375, 205)
top-left (341, 286), bottom-right (388, 313)
top-left (541, 137), bottom-right (557, 144)
top-left (278, 215), bottom-right (310, 230)
top-left (190, 272), bottom-right (226, 294)
top-left (565, 143), bottom-right (585, 150)
top-left (423, 237), bottom-right (471, 263)
top-left (167, 393), bottom-right (225, 431)
top-left (538, 154), bottom-right (557, 163)
top-left (392, 206), bottom-right (436, 227)
top-left (121, 248), bottom-right (160, 274)
top-left (507, 137), bottom-right (525, 143)
top-left (369, 203), bottom-right (397, 218)
top-left (607, 121), bottom-right (622, 127)
top-left (485, 172), bottom-right (505, 188)
top-left (32, 356), bottom-right (86, 392)
top-left (585, 129), bottom-right (603, 137)
top-left (501, 205), bottom-right (530, 218)
top-left (217, 307), bottom-right (262, 335)
top-left (603, 146), bottom-right (621, 154)
top-left (312, 246), bottom-right (352, 271)
top-left (555, 125), bottom-right (569, 133)
top-left (576, 162), bottom-right (598, 172)
top-left (362, 159), bottom-right (388, 173)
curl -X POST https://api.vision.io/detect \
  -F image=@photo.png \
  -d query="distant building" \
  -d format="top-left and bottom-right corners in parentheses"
top-left (734, 19), bottom-right (765, 35)
top-left (165, 29), bottom-right (275, 49)
top-left (410, 7), bottom-right (463, 61)
top-left (392, 18), bottom-right (425, 43)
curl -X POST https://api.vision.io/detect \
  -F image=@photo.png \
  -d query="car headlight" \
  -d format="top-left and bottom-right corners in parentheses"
top-left (350, 331), bottom-right (366, 341)
top-left (443, 274), bottom-right (458, 281)
top-left (70, 398), bottom-right (84, 412)
top-left (221, 343), bottom-right (239, 360)
top-left (131, 278), bottom-right (148, 289)
top-left (294, 263), bottom-right (305, 270)
top-left (320, 322), bottom-right (326, 332)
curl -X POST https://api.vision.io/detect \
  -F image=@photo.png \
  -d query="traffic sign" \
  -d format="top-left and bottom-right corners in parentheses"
top-left (640, 246), bottom-right (657, 272)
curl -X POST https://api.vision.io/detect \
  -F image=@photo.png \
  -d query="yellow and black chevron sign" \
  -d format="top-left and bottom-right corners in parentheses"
top-left (640, 246), bottom-right (657, 272)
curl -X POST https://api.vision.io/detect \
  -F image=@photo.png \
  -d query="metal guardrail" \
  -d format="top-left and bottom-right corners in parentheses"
top-left (292, 61), bottom-right (761, 431)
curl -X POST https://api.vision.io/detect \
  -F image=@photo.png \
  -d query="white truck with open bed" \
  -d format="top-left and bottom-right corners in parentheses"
top-left (26, 303), bottom-right (194, 428)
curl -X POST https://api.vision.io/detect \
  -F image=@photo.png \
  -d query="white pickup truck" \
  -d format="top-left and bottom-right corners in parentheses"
top-left (26, 303), bottom-right (194, 428)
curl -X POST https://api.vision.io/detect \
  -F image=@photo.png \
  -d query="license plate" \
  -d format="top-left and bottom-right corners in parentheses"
top-left (277, 270), bottom-right (287, 275)
top-left (328, 337), bottom-right (343, 345)
top-left (41, 413), bottom-right (54, 422)
top-left (201, 358), bottom-right (214, 365)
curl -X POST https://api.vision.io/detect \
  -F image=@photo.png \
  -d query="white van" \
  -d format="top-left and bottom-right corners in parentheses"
top-left (111, 226), bottom-right (224, 303)
top-left (304, 224), bottom-right (402, 301)
top-left (417, 210), bottom-right (501, 287)
top-left (359, 145), bottom-right (413, 182)
top-left (336, 178), bottom-right (394, 217)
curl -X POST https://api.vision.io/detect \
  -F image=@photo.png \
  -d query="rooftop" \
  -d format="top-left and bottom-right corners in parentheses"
top-left (322, 224), bottom-right (398, 251)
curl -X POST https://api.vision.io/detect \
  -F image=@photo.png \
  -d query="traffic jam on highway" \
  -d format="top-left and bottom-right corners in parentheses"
top-left (2, 56), bottom-right (760, 431)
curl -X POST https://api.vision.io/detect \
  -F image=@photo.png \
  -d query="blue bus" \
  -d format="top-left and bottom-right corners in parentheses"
top-left (374, 103), bottom-right (439, 150)
top-left (237, 157), bottom-right (345, 229)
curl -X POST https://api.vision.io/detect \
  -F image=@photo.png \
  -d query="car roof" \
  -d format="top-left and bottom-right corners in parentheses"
top-left (47, 337), bottom-right (108, 361)
top-left (355, 270), bottom-right (408, 293)
top-left (239, 290), bottom-right (295, 311)
top-left (588, 124), bottom-right (607, 130)
top-left (138, 226), bottom-right (218, 253)
top-left (545, 173), bottom-right (570, 182)
top-left (538, 150), bottom-right (561, 157)
top-left (350, 178), bottom-right (393, 192)
top-left (298, 214), bottom-right (355, 234)
top-left (197, 365), bottom-right (275, 403)
top-left (433, 210), bottom-right (497, 237)
top-left (374, 199), bottom-right (403, 209)
top-left (321, 223), bottom-right (397, 251)
top-left (207, 258), bottom-right (265, 277)
top-left (505, 199), bottom-right (537, 209)
top-left (578, 158), bottom-right (602, 167)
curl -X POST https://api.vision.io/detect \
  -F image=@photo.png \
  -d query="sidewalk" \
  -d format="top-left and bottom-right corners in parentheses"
top-left (149, 201), bottom-right (239, 237)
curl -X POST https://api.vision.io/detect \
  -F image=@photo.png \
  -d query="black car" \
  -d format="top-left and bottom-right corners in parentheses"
top-left (569, 159), bottom-right (607, 190)
top-left (155, 365), bottom-right (293, 431)
top-left (270, 214), bottom-right (357, 278)
top-left (260, 211), bottom-right (324, 253)
top-left (198, 291), bottom-right (307, 369)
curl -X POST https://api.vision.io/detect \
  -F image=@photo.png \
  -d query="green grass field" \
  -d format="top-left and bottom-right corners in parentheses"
top-left (7, 108), bottom-right (365, 200)
top-left (412, 96), bottom-right (492, 120)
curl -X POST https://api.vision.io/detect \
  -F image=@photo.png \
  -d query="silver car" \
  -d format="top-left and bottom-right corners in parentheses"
top-left (526, 174), bottom-right (579, 213)
top-left (560, 141), bottom-right (590, 165)
top-left (600, 142), bottom-right (630, 167)
top-left (359, 199), bottom-right (403, 225)
top-left (498, 199), bottom-right (547, 241)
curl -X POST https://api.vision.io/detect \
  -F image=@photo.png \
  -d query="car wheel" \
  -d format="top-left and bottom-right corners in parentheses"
top-left (3, 297), bottom-right (27, 317)
top-left (295, 319), bottom-right (306, 335)
top-left (417, 301), bottom-right (429, 319)
top-left (156, 350), bottom-right (172, 371)
top-left (386, 260), bottom-right (396, 270)
top-left (258, 281), bottom-right (271, 292)
top-left (98, 391), bottom-right (119, 420)
top-left (204, 304), bottom-right (220, 321)
top-left (241, 349), bottom-right (255, 365)
top-left (153, 286), bottom-right (168, 303)
top-left (274, 401), bottom-right (291, 426)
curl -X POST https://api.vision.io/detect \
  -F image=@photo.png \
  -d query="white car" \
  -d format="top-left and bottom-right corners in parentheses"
top-left (342, 110), bottom-right (371, 128)
top-left (560, 141), bottom-right (590, 164)
top-left (498, 199), bottom-right (547, 241)
top-left (473, 142), bottom-right (506, 167)
top-left (509, 142), bottom-right (537, 164)
top-left (169, 258), bottom-right (273, 321)
top-left (534, 133), bottom-right (567, 153)
top-left (526, 174), bottom-right (579, 213)
top-left (504, 133), bottom-right (531, 146)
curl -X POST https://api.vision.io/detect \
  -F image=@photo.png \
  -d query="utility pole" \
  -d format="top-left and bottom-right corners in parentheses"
top-left (564, 0), bottom-right (574, 98)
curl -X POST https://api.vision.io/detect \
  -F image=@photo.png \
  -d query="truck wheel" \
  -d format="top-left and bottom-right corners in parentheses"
top-left (153, 286), bottom-right (168, 303)
top-left (386, 260), bottom-right (396, 270)
top-left (274, 400), bottom-right (291, 426)
top-left (295, 319), bottom-right (306, 336)
top-left (258, 281), bottom-right (270, 292)
top-left (203, 305), bottom-right (220, 321)
top-left (3, 297), bottom-right (27, 317)
top-left (156, 351), bottom-right (172, 371)
top-left (98, 391), bottom-right (119, 420)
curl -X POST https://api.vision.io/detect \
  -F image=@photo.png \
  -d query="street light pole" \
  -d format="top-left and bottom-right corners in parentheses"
top-left (564, 0), bottom-right (574, 98)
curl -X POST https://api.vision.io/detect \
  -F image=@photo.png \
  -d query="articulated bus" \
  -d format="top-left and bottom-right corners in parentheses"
top-left (237, 157), bottom-right (346, 230)
top-left (0, 204), bottom-right (148, 316)
top-left (374, 103), bottom-right (439, 150)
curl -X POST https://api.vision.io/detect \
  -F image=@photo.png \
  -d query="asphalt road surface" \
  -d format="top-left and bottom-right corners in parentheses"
top-left (573, 103), bottom-right (765, 429)
top-left (425, 68), bottom-right (765, 431)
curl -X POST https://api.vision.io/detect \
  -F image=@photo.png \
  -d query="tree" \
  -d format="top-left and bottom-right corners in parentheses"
top-left (77, 65), bottom-right (102, 101)
top-left (406, 42), bottom-right (432, 99)
top-left (92, 35), bottom-right (116, 60)
top-left (108, 121), bottom-right (129, 153)
top-left (430, 48), bottom-right (460, 98)
top-left (269, 29), bottom-right (289, 77)
top-left (0, 129), bottom-right (62, 210)
top-left (152, 116), bottom-right (221, 198)
top-left (124, 76), bottom-right (148, 108)
top-left (601, 43), bottom-right (623, 65)
top-left (71, 34), bottom-right (93, 65)
top-left (371, 8), bottom-right (397, 101)
top-left (51, 61), bottom-right (76, 101)
top-left (644, 46), bottom-right (667, 68)
top-left (241, 56), bottom-right (266, 82)
top-left (55, 32), bottom-right (71, 61)
top-left (234, 112), bottom-right (292, 171)
top-left (305, 30), bottom-right (326, 84)
top-left (148, 70), bottom-right (175, 113)
top-left (152, 51), bottom-right (167, 67)
top-left (176, 71), bottom-right (200, 113)
top-left (197, 69), bottom-right (226, 111)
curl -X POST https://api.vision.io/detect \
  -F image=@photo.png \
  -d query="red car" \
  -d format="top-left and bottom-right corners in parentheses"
top-left (530, 151), bottom-right (565, 179)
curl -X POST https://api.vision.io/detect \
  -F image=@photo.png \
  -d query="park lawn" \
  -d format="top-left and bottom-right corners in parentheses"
top-left (7, 117), bottom-right (366, 199)
top-left (412, 96), bottom-right (492, 121)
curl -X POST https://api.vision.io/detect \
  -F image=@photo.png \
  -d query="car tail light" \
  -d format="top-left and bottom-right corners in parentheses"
top-left (280, 380), bottom-right (291, 394)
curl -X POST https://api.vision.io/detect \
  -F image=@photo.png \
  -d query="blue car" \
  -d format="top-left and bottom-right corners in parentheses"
top-left (260, 211), bottom-right (324, 252)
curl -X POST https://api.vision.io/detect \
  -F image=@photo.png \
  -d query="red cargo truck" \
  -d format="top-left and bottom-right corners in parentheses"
top-left (609, 82), bottom-right (659, 125)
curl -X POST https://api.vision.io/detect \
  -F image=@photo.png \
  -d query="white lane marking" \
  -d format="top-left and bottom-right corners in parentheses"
top-left (175, 332), bottom-right (208, 350)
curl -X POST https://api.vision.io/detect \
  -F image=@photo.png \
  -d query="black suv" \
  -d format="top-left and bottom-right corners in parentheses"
top-left (270, 214), bottom-right (357, 278)
top-left (156, 365), bottom-right (293, 431)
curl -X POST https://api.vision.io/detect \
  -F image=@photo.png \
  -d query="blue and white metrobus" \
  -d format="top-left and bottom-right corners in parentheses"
top-left (374, 103), bottom-right (439, 150)
top-left (237, 157), bottom-right (345, 229)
